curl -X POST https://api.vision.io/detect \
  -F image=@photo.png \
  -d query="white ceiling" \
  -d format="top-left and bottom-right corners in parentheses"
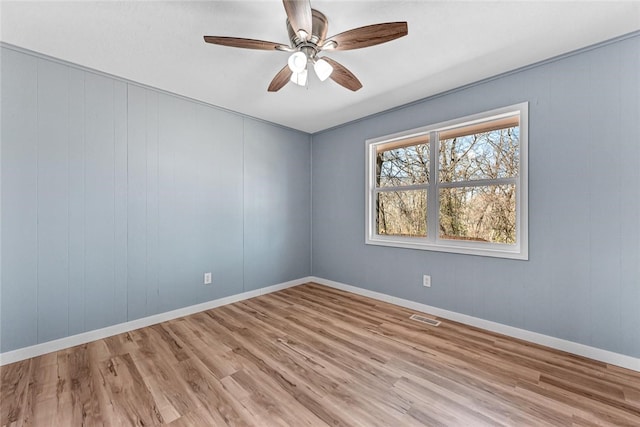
top-left (1, 1), bottom-right (639, 133)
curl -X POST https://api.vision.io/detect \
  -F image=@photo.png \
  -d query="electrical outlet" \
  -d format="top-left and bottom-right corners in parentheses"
top-left (204, 272), bottom-right (212, 285)
top-left (423, 274), bottom-right (431, 287)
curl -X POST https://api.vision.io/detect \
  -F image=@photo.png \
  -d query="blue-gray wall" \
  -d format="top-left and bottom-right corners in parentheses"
top-left (0, 46), bottom-right (311, 353)
top-left (2, 34), bottom-right (640, 360)
top-left (312, 35), bottom-right (640, 358)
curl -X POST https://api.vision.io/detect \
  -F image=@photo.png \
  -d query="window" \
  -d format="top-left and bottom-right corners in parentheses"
top-left (365, 103), bottom-right (528, 259)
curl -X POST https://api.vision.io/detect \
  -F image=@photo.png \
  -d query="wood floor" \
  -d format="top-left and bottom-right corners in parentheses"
top-left (2, 283), bottom-right (639, 426)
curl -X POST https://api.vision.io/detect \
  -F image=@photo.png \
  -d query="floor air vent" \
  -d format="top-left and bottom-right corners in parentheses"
top-left (410, 314), bottom-right (441, 327)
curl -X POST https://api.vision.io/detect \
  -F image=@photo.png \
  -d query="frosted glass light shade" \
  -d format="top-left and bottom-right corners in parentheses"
top-left (287, 52), bottom-right (307, 73)
top-left (290, 69), bottom-right (308, 86)
top-left (314, 58), bottom-right (334, 81)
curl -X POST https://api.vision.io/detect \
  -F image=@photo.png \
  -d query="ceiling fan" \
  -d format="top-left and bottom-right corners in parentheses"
top-left (203, 0), bottom-right (408, 92)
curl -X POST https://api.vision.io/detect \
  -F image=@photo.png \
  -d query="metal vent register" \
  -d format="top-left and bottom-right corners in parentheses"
top-left (409, 314), bottom-right (441, 327)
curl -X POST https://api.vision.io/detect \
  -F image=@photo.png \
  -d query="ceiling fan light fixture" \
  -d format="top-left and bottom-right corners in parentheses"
top-left (290, 69), bottom-right (308, 86)
top-left (314, 58), bottom-right (333, 81)
top-left (287, 51), bottom-right (307, 73)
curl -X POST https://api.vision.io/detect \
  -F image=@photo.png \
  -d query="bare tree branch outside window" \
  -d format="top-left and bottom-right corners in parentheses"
top-left (375, 126), bottom-right (519, 244)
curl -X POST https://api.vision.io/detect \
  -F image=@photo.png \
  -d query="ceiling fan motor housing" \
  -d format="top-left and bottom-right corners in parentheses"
top-left (287, 9), bottom-right (329, 53)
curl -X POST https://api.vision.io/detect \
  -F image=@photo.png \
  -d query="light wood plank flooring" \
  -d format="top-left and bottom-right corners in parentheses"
top-left (2, 283), bottom-right (639, 426)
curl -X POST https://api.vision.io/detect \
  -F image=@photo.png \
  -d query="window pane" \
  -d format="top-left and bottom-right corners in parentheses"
top-left (439, 126), bottom-right (519, 182)
top-left (377, 190), bottom-right (427, 237)
top-left (439, 185), bottom-right (516, 244)
top-left (376, 143), bottom-right (429, 187)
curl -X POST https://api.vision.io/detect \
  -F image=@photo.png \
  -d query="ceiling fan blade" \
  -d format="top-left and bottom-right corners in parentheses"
top-left (325, 22), bottom-right (408, 51)
top-left (322, 57), bottom-right (363, 92)
top-left (283, 0), bottom-right (312, 37)
top-left (204, 36), bottom-right (289, 51)
top-left (268, 65), bottom-right (293, 92)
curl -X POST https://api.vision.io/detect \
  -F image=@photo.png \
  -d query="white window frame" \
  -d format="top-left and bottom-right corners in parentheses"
top-left (365, 102), bottom-right (528, 260)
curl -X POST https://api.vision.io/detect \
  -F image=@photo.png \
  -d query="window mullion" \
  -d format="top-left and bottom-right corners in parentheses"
top-left (438, 177), bottom-right (517, 188)
top-left (426, 130), bottom-right (438, 242)
top-left (374, 183), bottom-right (430, 192)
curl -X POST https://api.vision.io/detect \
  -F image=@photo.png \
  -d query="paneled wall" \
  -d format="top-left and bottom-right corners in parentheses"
top-left (0, 46), bottom-right (311, 353)
top-left (312, 35), bottom-right (640, 358)
top-left (2, 35), bottom-right (639, 360)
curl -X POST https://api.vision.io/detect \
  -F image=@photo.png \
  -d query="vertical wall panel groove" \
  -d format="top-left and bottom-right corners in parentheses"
top-left (68, 67), bottom-right (85, 336)
top-left (1, 49), bottom-right (39, 352)
top-left (127, 84), bottom-right (148, 321)
top-left (114, 81), bottom-right (128, 324)
top-left (84, 74), bottom-right (117, 331)
top-left (618, 38), bottom-right (640, 357)
top-left (145, 90), bottom-right (159, 316)
top-left (36, 58), bottom-right (70, 343)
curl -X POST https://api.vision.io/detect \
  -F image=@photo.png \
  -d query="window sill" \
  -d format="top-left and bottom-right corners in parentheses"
top-left (365, 236), bottom-right (528, 260)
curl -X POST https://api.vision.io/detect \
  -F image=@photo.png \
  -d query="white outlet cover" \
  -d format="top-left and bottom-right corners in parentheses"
top-left (204, 272), bottom-right (212, 285)
top-left (423, 275), bottom-right (431, 287)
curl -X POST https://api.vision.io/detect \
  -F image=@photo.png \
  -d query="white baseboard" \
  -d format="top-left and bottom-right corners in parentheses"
top-left (3, 275), bottom-right (638, 373)
top-left (309, 276), bottom-right (640, 372)
top-left (0, 277), bottom-right (311, 366)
